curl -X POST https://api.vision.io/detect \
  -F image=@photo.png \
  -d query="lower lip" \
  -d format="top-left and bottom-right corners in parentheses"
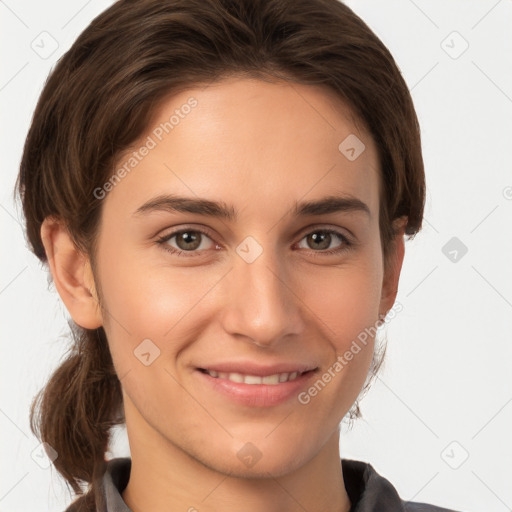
top-left (195, 369), bottom-right (317, 407)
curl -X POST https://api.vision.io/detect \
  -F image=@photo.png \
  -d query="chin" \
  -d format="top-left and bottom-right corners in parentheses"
top-left (209, 453), bottom-right (308, 480)
top-left (208, 437), bottom-right (313, 479)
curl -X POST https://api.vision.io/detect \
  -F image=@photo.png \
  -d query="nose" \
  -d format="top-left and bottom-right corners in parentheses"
top-left (219, 243), bottom-right (305, 348)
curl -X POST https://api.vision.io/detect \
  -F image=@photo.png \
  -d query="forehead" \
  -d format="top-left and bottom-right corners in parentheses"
top-left (104, 77), bottom-right (380, 223)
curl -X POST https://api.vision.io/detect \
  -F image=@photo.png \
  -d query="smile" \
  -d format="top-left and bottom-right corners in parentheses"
top-left (195, 368), bottom-right (318, 407)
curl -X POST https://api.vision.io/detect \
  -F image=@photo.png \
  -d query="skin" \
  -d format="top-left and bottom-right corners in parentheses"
top-left (41, 76), bottom-right (406, 512)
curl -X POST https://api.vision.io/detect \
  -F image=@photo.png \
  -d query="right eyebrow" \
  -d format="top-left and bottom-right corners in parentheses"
top-left (132, 194), bottom-right (237, 220)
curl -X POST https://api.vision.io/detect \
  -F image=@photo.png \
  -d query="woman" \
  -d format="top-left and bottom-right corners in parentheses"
top-left (15, 0), bottom-right (462, 510)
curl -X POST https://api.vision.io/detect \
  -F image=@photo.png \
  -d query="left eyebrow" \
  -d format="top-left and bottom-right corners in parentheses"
top-left (294, 195), bottom-right (371, 218)
top-left (132, 193), bottom-right (371, 220)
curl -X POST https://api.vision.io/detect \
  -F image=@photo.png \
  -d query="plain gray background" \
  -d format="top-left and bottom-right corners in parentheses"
top-left (1, 1), bottom-right (511, 511)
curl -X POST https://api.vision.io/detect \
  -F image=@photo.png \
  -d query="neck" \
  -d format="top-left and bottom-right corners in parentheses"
top-left (122, 420), bottom-right (352, 512)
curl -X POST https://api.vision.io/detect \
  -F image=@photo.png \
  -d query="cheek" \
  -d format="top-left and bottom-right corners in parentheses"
top-left (299, 253), bottom-right (383, 390)
top-left (303, 257), bottom-right (383, 343)
top-left (96, 243), bottom-right (221, 367)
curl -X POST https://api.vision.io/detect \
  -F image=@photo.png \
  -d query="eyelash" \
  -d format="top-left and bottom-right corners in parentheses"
top-left (155, 226), bottom-right (353, 258)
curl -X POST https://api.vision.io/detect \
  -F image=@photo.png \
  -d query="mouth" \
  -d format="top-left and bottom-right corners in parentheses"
top-left (197, 367), bottom-right (314, 385)
top-left (194, 367), bottom-right (319, 407)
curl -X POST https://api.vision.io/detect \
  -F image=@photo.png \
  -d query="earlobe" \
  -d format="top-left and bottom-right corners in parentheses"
top-left (379, 216), bottom-right (407, 317)
top-left (40, 217), bottom-right (103, 329)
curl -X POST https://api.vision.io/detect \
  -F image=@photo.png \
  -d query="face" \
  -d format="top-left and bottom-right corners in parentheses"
top-left (72, 77), bottom-right (403, 477)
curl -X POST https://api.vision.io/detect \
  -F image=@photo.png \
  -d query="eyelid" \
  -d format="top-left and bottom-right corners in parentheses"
top-left (160, 224), bottom-right (217, 239)
top-left (295, 223), bottom-right (353, 242)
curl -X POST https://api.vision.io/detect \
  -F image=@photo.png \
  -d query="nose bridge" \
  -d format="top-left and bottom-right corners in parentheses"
top-left (220, 238), bottom-right (304, 345)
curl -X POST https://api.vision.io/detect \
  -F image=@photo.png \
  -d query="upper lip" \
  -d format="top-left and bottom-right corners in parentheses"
top-left (197, 361), bottom-right (318, 377)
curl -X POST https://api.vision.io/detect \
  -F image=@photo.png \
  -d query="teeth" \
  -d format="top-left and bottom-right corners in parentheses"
top-left (205, 369), bottom-right (302, 384)
top-left (244, 374), bottom-right (262, 384)
top-left (262, 374), bottom-right (279, 385)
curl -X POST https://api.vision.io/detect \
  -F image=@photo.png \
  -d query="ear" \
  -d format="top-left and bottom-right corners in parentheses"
top-left (379, 216), bottom-right (407, 319)
top-left (40, 216), bottom-right (103, 329)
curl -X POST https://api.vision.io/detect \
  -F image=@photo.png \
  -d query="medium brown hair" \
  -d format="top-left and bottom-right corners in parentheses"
top-left (15, 0), bottom-right (425, 504)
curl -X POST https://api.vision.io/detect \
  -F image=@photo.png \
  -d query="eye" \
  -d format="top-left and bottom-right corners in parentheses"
top-left (296, 229), bottom-right (352, 255)
top-left (155, 226), bottom-right (353, 258)
top-left (156, 227), bottom-right (217, 256)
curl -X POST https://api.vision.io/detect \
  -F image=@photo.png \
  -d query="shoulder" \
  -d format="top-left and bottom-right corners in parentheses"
top-left (341, 458), bottom-right (464, 512)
